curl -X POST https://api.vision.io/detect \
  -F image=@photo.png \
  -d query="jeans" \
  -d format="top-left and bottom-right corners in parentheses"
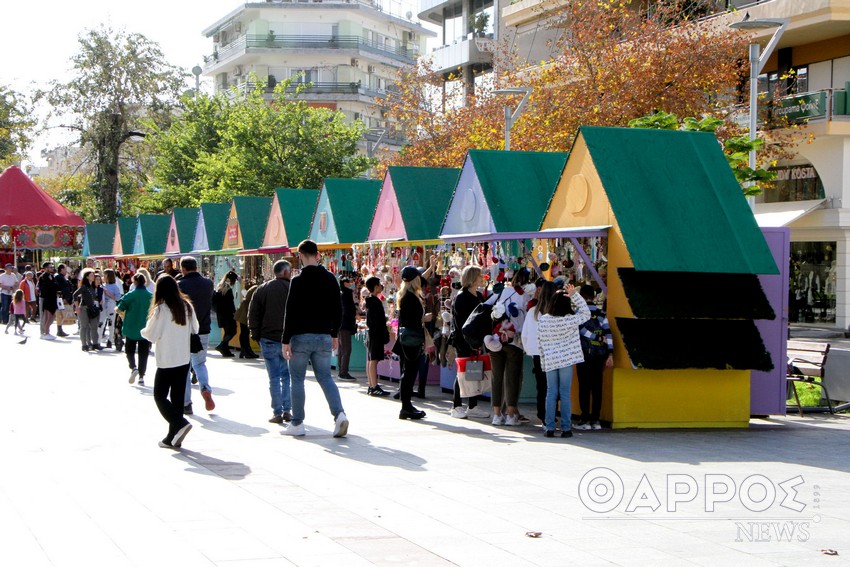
top-left (288, 334), bottom-right (344, 426)
top-left (545, 365), bottom-right (574, 432)
top-left (577, 356), bottom-right (605, 423)
top-left (185, 334), bottom-right (211, 406)
top-left (0, 293), bottom-right (10, 324)
top-left (125, 338), bottom-right (151, 378)
top-left (261, 338), bottom-right (291, 416)
top-left (337, 329), bottom-right (352, 375)
top-left (154, 363), bottom-right (191, 441)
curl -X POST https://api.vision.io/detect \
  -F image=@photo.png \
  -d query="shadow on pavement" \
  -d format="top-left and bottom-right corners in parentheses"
top-left (173, 449), bottom-right (252, 480)
top-left (190, 414), bottom-right (270, 437)
top-left (299, 433), bottom-right (429, 471)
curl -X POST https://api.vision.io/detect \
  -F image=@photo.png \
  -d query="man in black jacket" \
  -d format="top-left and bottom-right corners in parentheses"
top-left (337, 277), bottom-right (358, 381)
top-left (54, 264), bottom-right (74, 337)
top-left (281, 240), bottom-right (348, 438)
top-left (178, 256), bottom-right (216, 414)
top-left (249, 259), bottom-right (292, 424)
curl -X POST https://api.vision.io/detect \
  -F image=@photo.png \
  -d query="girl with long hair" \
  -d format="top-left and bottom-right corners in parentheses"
top-left (449, 265), bottom-right (490, 419)
top-left (535, 282), bottom-right (590, 438)
top-left (394, 266), bottom-right (431, 420)
top-left (142, 275), bottom-right (199, 449)
top-left (99, 269), bottom-right (123, 348)
top-left (73, 268), bottom-right (102, 351)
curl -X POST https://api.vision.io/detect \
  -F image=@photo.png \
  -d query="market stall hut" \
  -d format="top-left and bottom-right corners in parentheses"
top-left (82, 223), bottom-right (116, 258)
top-left (192, 203), bottom-right (231, 253)
top-left (541, 126), bottom-right (779, 429)
top-left (309, 178), bottom-right (381, 247)
top-left (132, 214), bottom-right (172, 256)
top-left (165, 207), bottom-right (200, 255)
top-left (111, 217), bottom-right (139, 257)
top-left (261, 188), bottom-right (320, 251)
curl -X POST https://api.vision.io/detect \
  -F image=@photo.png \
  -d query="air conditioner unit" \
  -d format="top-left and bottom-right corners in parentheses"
top-left (233, 65), bottom-right (244, 77)
top-left (367, 65), bottom-right (376, 74)
top-left (234, 22), bottom-right (242, 33)
top-left (350, 58), bottom-right (359, 67)
top-left (213, 33), bottom-right (220, 42)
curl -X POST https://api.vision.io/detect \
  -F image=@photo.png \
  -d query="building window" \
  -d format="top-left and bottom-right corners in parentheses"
top-left (790, 242), bottom-right (836, 324)
top-left (764, 164), bottom-right (825, 203)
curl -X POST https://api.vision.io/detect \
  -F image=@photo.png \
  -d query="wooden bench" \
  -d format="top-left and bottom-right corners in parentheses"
top-left (787, 340), bottom-right (834, 416)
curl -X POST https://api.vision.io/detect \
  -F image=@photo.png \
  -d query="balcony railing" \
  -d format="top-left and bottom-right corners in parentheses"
top-left (728, 88), bottom-right (849, 129)
top-left (204, 34), bottom-right (418, 69)
top-left (223, 80), bottom-right (393, 99)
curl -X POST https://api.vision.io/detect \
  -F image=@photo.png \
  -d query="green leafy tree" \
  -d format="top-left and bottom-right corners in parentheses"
top-left (0, 85), bottom-right (34, 168)
top-left (41, 26), bottom-right (185, 222)
top-left (629, 112), bottom-right (776, 196)
top-left (147, 78), bottom-right (373, 209)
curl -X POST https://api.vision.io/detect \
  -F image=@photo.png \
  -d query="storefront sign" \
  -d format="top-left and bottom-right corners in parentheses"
top-left (226, 219), bottom-right (239, 248)
top-left (774, 92), bottom-right (827, 122)
top-left (765, 164), bottom-right (825, 203)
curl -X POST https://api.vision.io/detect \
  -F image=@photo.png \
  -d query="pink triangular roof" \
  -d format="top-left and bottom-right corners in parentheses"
top-left (0, 166), bottom-right (85, 227)
top-left (368, 174), bottom-right (407, 241)
top-left (164, 214), bottom-right (181, 254)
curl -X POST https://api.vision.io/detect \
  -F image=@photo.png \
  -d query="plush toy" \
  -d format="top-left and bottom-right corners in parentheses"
top-left (495, 320), bottom-right (516, 343)
top-left (484, 334), bottom-right (502, 352)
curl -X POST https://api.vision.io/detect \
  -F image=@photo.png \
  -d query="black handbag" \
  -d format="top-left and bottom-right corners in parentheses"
top-left (190, 333), bottom-right (203, 354)
top-left (86, 306), bottom-right (100, 319)
top-left (462, 303), bottom-right (494, 350)
top-left (398, 327), bottom-right (425, 348)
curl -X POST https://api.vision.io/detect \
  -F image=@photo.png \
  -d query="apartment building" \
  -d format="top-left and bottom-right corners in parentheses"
top-left (418, 0), bottom-right (497, 99)
top-left (201, 0), bottom-right (434, 148)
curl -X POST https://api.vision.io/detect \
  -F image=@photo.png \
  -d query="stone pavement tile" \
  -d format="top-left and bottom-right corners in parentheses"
top-left (177, 526), bottom-right (281, 562)
top-left (412, 534), bottom-right (528, 566)
top-left (337, 535), bottom-right (453, 566)
top-left (591, 546), bottom-right (703, 566)
top-left (217, 560), bottom-right (297, 567)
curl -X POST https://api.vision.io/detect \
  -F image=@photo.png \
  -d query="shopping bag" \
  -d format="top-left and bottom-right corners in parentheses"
top-left (456, 355), bottom-right (493, 397)
top-left (57, 298), bottom-right (65, 311)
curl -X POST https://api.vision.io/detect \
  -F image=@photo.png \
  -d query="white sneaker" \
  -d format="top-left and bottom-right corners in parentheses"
top-left (466, 406), bottom-right (491, 419)
top-left (333, 412), bottom-right (349, 438)
top-left (574, 421), bottom-right (592, 430)
top-left (504, 414), bottom-right (521, 426)
top-left (282, 423), bottom-right (306, 436)
top-left (451, 407), bottom-right (468, 419)
top-left (491, 414), bottom-right (505, 426)
top-left (591, 422), bottom-right (602, 430)
top-left (40, 334), bottom-right (56, 341)
top-left (129, 369), bottom-right (139, 384)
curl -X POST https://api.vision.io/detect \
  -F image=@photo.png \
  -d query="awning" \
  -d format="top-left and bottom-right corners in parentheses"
top-left (440, 227), bottom-right (610, 243)
top-left (754, 199), bottom-right (826, 227)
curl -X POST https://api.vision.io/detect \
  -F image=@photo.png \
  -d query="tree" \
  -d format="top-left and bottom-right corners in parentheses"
top-left (629, 112), bottom-right (777, 195)
top-left (0, 85), bottom-right (34, 168)
top-left (147, 79), bottom-right (373, 209)
top-left (41, 26), bottom-right (185, 222)
top-left (384, 0), bottom-right (749, 168)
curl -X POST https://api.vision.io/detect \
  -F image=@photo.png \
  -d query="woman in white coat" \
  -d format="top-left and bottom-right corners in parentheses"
top-left (142, 275), bottom-right (200, 449)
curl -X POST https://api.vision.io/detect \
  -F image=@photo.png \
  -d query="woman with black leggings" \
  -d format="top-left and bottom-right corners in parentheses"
top-left (395, 266), bottom-right (431, 420)
top-left (142, 275), bottom-right (199, 449)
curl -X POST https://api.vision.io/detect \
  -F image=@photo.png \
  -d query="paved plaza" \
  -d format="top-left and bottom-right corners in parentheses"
top-left (2, 327), bottom-right (850, 567)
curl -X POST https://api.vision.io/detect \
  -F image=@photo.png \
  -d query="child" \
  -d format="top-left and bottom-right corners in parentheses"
top-left (7, 289), bottom-right (27, 335)
top-left (364, 276), bottom-right (391, 397)
top-left (536, 282), bottom-right (590, 438)
top-left (575, 285), bottom-right (613, 430)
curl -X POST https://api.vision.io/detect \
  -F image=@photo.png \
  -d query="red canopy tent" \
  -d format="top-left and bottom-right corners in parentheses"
top-left (0, 166), bottom-right (85, 263)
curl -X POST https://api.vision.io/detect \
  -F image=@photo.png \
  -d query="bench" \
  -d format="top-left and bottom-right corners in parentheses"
top-left (787, 340), bottom-right (834, 416)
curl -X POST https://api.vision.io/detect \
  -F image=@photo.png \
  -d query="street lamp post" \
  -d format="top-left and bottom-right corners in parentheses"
top-left (729, 15), bottom-right (789, 206)
top-left (493, 87), bottom-right (532, 151)
top-left (192, 65), bottom-right (203, 99)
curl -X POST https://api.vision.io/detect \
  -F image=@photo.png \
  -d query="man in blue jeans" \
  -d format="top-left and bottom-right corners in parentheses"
top-left (281, 239), bottom-right (349, 438)
top-left (248, 259), bottom-right (292, 424)
top-left (178, 256), bottom-right (216, 414)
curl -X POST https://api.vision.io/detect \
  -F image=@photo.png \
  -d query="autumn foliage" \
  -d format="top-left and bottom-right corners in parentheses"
top-left (384, 0), bottom-right (750, 169)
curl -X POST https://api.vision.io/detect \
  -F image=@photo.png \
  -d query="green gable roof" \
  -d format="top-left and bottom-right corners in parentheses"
top-left (389, 166), bottom-right (461, 241)
top-left (276, 188), bottom-right (319, 245)
top-left (469, 150), bottom-right (568, 232)
top-left (137, 214), bottom-right (172, 255)
top-left (200, 203), bottom-right (230, 251)
top-left (232, 196), bottom-right (272, 250)
top-left (325, 178), bottom-right (382, 244)
top-left (116, 217), bottom-right (136, 254)
top-left (172, 208), bottom-right (199, 254)
top-left (82, 223), bottom-right (115, 256)
top-left (580, 126), bottom-right (778, 274)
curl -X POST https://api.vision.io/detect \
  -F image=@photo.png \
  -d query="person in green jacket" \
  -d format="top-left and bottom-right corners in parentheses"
top-left (116, 273), bottom-right (154, 386)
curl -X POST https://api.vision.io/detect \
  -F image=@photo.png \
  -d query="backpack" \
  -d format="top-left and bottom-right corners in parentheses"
top-left (580, 310), bottom-right (609, 359)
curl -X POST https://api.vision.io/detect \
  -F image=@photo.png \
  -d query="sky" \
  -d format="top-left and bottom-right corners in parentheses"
top-left (1, 0), bottom-right (255, 166)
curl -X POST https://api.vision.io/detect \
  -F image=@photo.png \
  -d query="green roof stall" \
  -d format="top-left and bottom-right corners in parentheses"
top-left (192, 203), bottom-right (231, 253)
top-left (309, 178), bottom-right (381, 247)
top-left (81, 223), bottom-right (115, 257)
top-left (261, 188), bottom-right (320, 251)
top-left (164, 208), bottom-right (199, 255)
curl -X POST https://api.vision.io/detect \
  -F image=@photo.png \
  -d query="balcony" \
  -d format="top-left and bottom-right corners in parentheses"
top-left (223, 80), bottom-right (393, 102)
top-left (203, 34), bottom-right (419, 71)
top-left (729, 88), bottom-right (850, 136)
top-left (429, 36), bottom-right (494, 75)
